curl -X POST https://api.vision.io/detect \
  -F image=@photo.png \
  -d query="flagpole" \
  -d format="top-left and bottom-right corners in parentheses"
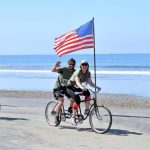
top-left (92, 17), bottom-right (97, 101)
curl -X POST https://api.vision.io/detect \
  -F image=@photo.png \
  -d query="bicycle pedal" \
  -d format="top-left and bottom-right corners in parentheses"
top-left (61, 117), bottom-right (66, 121)
top-left (61, 113), bottom-right (66, 121)
top-left (77, 115), bottom-right (84, 124)
top-left (51, 111), bottom-right (56, 115)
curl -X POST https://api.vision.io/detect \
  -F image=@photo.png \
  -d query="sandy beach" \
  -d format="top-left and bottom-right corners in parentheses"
top-left (0, 90), bottom-right (150, 150)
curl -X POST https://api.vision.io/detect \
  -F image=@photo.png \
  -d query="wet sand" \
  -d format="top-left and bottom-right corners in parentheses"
top-left (0, 90), bottom-right (150, 150)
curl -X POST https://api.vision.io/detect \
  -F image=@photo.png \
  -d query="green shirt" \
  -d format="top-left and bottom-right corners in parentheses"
top-left (54, 67), bottom-right (75, 89)
top-left (67, 69), bottom-right (91, 87)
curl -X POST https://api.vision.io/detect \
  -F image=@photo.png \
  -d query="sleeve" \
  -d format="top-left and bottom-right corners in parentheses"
top-left (56, 67), bottom-right (64, 73)
top-left (88, 71), bottom-right (91, 78)
top-left (74, 70), bottom-right (80, 78)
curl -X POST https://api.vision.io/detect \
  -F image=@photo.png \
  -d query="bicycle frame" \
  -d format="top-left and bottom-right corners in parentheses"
top-left (45, 88), bottom-right (112, 134)
top-left (62, 89), bottom-right (99, 120)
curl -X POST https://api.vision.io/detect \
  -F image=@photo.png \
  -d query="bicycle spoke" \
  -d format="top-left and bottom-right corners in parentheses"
top-left (89, 106), bottom-right (112, 134)
top-left (45, 101), bottom-right (60, 126)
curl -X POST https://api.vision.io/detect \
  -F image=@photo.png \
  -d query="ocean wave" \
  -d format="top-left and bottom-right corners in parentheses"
top-left (99, 65), bottom-right (150, 69)
top-left (0, 69), bottom-right (150, 75)
top-left (1, 64), bottom-right (150, 70)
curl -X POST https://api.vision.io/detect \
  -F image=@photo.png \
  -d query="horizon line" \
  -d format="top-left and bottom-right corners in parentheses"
top-left (0, 52), bottom-right (150, 56)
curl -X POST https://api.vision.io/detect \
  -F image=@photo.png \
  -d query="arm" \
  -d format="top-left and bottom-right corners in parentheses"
top-left (75, 76), bottom-right (85, 90)
top-left (87, 77), bottom-right (101, 89)
top-left (51, 61), bottom-right (61, 72)
top-left (87, 77), bottom-right (96, 88)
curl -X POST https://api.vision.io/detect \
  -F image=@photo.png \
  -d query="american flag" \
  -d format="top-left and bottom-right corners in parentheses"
top-left (54, 20), bottom-right (94, 56)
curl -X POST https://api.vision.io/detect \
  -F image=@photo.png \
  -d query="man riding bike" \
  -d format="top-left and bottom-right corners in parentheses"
top-left (51, 58), bottom-right (76, 125)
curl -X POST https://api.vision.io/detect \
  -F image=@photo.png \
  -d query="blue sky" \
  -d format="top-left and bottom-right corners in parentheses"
top-left (0, 0), bottom-right (149, 55)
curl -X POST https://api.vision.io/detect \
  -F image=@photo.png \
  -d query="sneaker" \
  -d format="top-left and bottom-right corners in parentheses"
top-left (70, 117), bottom-right (77, 126)
top-left (55, 116), bottom-right (60, 126)
top-left (68, 107), bottom-right (72, 113)
top-left (84, 109), bottom-right (90, 115)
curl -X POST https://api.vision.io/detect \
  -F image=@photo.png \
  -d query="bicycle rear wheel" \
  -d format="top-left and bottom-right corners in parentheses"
top-left (45, 101), bottom-right (61, 126)
top-left (89, 106), bottom-right (112, 134)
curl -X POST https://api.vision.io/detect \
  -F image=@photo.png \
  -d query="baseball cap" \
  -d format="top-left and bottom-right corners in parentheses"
top-left (80, 60), bottom-right (88, 65)
top-left (68, 58), bottom-right (76, 64)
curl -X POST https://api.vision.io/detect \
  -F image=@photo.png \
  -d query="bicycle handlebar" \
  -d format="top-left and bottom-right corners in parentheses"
top-left (74, 88), bottom-right (101, 95)
top-left (88, 88), bottom-right (101, 94)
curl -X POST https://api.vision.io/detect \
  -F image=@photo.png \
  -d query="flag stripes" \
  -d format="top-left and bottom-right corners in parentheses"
top-left (54, 20), bottom-right (94, 56)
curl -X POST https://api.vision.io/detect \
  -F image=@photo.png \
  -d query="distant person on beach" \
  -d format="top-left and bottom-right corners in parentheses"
top-left (51, 58), bottom-right (76, 125)
top-left (67, 60), bottom-right (101, 126)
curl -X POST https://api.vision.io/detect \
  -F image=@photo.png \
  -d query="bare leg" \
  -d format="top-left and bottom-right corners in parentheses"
top-left (69, 100), bottom-right (73, 108)
top-left (71, 109), bottom-right (77, 126)
top-left (68, 100), bottom-right (73, 113)
top-left (72, 109), bottom-right (77, 118)
top-left (55, 97), bottom-right (64, 116)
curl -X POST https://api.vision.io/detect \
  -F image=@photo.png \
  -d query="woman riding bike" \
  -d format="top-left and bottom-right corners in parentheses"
top-left (67, 60), bottom-right (101, 126)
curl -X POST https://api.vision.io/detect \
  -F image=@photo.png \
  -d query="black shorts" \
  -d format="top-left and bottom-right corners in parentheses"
top-left (53, 86), bottom-right (71, 100)
top-left (67, 86), bottom-right (90, 105)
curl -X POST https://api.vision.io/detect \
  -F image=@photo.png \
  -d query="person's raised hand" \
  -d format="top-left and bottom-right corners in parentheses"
top-left (55, 61), bottom-right (61, 68)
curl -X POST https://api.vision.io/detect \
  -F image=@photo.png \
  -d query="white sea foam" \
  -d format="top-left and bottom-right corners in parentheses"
top-left (91, 70), bottom-right (150, 75)
top-left (0, 70), bottom-right (50, 73)
top-left (0, 69), bottom-right (150, 75)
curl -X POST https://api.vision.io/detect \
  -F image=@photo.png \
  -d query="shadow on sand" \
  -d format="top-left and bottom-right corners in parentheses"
top-left (0, 104), bottom-right (21, 108)
top-left (108, 128), bottom-right (142, 136)
top-left (77, 127), bottom-right (142, 136)
top-left (58, 125), bottom-right (142, 136)
top-left (112, 114), bottom-right (150, 119)
top-left (0, 117), bottom-right (29, 121)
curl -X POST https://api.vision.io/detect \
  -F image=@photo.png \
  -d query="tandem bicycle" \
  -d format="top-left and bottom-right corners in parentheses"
top-left (45, 88), bottom-right (112, 134)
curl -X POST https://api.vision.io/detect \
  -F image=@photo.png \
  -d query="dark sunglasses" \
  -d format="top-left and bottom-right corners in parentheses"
top-left (81, 63), bottom-right (88, 66)
top-left (69, 63), bottom-right (75, 66)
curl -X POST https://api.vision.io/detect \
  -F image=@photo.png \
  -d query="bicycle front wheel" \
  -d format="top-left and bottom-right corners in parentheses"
top-left (89, 106), bottom-right (112, 134)
top-left (45, 101), bottom-right (61, 126)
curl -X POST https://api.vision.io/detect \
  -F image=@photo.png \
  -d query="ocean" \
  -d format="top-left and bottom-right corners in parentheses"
top-left (0, 54), bottom-right (150, 97)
